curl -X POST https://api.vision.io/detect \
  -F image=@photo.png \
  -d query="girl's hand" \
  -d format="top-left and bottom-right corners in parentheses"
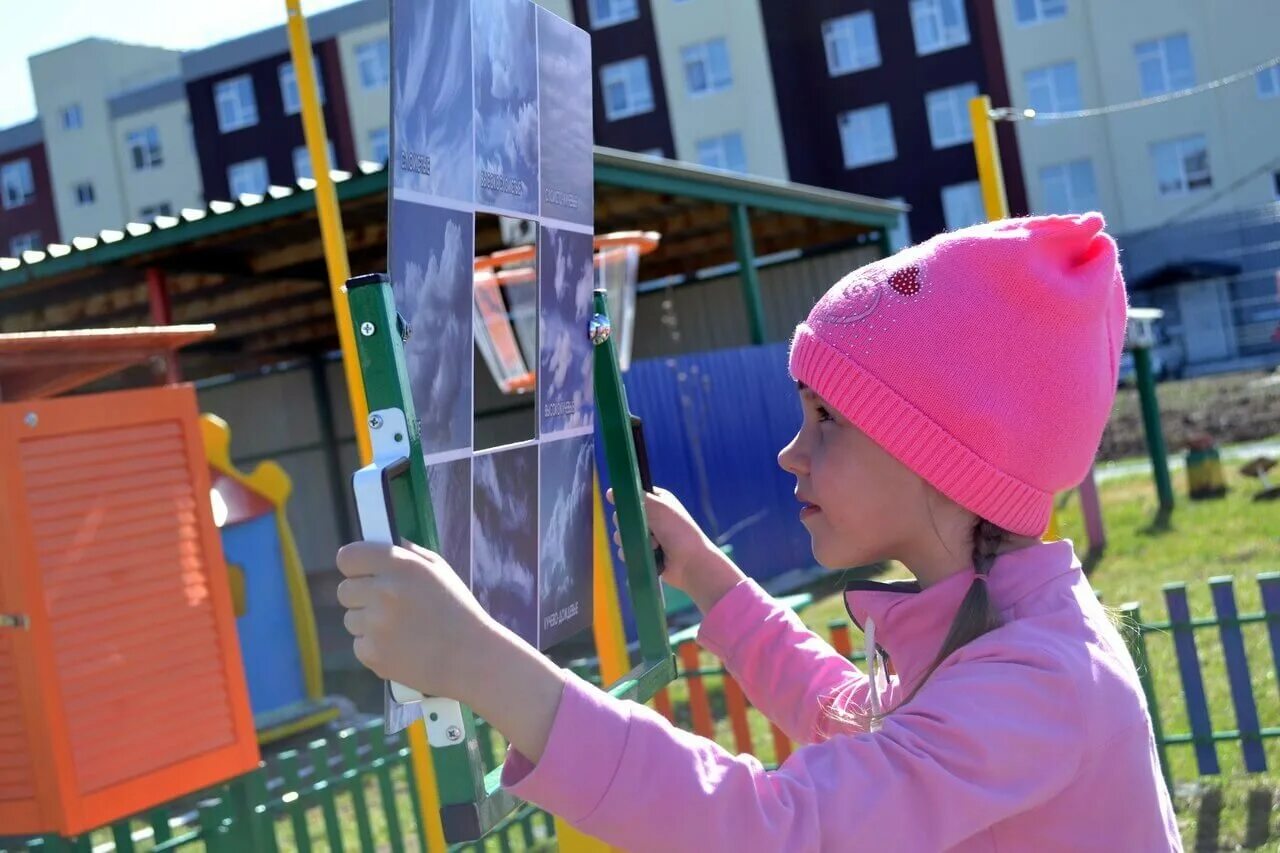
top-left (607, 487), bottom-right (745, 614)
top-left (336, 540), bottom-right (499, 705)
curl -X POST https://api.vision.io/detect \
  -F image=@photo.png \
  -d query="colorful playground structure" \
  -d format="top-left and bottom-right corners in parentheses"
top-left (201, 414), bottom-right (340, 744)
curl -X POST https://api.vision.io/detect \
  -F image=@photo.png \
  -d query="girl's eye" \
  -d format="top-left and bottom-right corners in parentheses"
top-left (815, 405), bottom-right (834, 423)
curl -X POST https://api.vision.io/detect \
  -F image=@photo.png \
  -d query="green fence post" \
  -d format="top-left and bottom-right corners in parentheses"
top-left (1120, 602), bottom-right (1172, 791)
top-left (339, 728), bottom-right (378, 852)
top-left (147, 808), bottom-right (172, 847)
top-left (368, 729), bottom-right (406, 853)
top-left (110, 820), bottom-right (136, 853)
top-left (308, 739), bottom-right (346, 851)
top-left (277, 750), bottom-right (313, 853)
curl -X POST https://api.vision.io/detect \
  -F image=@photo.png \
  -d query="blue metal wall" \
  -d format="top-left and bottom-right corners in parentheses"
top-left (597, 341), bottom-right (817, 639)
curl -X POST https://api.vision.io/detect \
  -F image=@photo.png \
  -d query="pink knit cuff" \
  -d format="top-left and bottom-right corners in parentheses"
top-left (790, 324), bottom-right (1052, 537)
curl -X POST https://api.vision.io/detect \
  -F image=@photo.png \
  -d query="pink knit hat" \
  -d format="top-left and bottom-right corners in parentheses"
top-left (789, 213), bottom-right (1128, 537)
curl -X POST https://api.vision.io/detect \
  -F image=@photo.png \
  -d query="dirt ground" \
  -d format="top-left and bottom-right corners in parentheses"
top-left (1099, 369), bottom-right (1280, 462)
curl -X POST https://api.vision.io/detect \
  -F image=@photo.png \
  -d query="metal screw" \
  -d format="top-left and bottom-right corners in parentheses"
top-left (446, 726), bottom-right (463, 743)
top-left (23, 413), bottom-right (37, 428)
top-left (360, 321), bottom-right (376, 337)
top-left (369, 414), bottom-right (384, 430)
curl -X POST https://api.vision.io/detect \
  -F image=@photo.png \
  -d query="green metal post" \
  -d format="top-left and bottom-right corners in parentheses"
top-left (729, 204), bottom-right (767, 345)
top-left (1133, 347), bottom-right (1174, 514)
top-left (593, 289), bottom-right (677, 702)
top-left (345, 273), bottom-right (516, 842)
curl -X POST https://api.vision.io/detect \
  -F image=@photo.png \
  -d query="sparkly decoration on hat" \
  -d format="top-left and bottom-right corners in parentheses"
top-left (888, 265), bottom-right (922, 297)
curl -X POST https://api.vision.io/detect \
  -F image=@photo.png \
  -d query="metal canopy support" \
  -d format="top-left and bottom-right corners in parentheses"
top-left (729, 205), bottom-right (767, 346)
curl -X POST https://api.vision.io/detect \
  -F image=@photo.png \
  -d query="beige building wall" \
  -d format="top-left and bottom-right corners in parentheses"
top-left (112, 99), bottom-right (204, 223)
top-left (649, 0), bottom-right (789, 180)
top-left (997, 0), bottom-right (1280, 235)
top-left (336, 21), bottom-right (391, 164)
top-left (29, 38), bottom-right (183, 240)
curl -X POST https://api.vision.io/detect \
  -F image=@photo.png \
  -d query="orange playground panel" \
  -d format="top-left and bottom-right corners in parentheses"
top-left (0, 328), bottom-right (259, 836)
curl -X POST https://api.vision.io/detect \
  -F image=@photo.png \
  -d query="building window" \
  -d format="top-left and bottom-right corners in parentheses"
top-left (695, 132), bottom-right (747, 174)
top-left (838, 104), bottom-right (896, 169)
top-left (1135, 34), bottom-right (1195, 97)
top-left (587, 0), bottom-right (638, 30)
top-left (910, 0), bottom-right (969, 56)
top-left (1040, 159), bottom-right (1099, 214)
top-left (293, 141), bottom-right (337, 180)
top-left (1, 159), bottom-right (35, 209)
top-left (682, 38), bottom-right (733, 97)
top-left (215, 75), bottom-right (259, 133)
top-left (61, 104), bottom-right (83, 130)
top-left (926, 82), bottom-right (979, 149)
top-left (942, 182), bottom-right (985, 231)
top-left (280, 59), bottom-right (326, 116)
top-left (370, 127), bottom-right (390, 164)
top-left (227, 157), bottom-right (270, 197)
top-left (1014, 0), bottom-right (1067, 26)
top-left (1024, 61), bottom-right (1081, 114)
top-left (355, 38), bottom-right (390, 90)
top-left (1257, 66), bottom-right (1280, 99)
top-left (600, 57), bottom-right (655, 120)
top-left (1151, 135), bottom-right (1211, 195)
top-left (127, 126), bottom-right (164, 170)
top-left (822, 12), bottom-right (880, 77)
top-left (886, 197), bottom-right (911, 252)
top-left (9, 231), bottom-right (40, 257)
top-left (139, 202), bottom-right (174, 220)
top-left (74, 181), bottom-right (95, 206)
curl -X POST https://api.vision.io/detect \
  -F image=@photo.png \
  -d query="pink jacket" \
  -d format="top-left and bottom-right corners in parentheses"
top-left (503, 540), bottom-right (1182, 851)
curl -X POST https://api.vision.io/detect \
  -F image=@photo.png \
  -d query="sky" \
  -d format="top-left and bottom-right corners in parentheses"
top-left (0, 0), bottom-right (357, 129)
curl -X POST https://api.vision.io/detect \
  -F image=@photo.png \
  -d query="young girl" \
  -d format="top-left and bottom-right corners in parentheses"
top-left (336, 214), bottom-right (1182, 851)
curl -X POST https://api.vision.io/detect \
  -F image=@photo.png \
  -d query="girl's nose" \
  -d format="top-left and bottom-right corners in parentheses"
top-left (778, 432), bottom-right (808, 475)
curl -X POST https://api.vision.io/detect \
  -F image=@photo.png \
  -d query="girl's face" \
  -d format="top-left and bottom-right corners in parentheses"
top-left (778, 385), bottom-right (933, 570)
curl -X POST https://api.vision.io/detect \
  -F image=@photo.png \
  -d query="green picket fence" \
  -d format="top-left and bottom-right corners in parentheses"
top-left (10, 573), bottom-right (1280, 852)
top-left (2, 719), bottom-right (551, 853)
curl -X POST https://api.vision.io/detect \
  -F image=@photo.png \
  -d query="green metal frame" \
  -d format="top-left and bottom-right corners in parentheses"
top-left (341, 276), bottom-right (674, 843)
top-left (344, 273), bottom-right (513, 843)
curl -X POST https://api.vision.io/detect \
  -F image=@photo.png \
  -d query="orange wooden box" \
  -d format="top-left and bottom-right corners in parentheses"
top-left (0, 385), bottom-right (260, 837)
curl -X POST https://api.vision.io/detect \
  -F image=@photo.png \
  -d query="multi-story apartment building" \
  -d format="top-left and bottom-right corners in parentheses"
top-left (577, 0), bottom-right (1025, 240)
top-left (0, 120), bottom-right (58, 258)
top-left (996, 0), bottom-right (1280, 373)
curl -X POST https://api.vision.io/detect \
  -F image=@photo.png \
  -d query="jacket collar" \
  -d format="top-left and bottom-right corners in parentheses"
top-left (843, 540), bottom-right (1080, 691)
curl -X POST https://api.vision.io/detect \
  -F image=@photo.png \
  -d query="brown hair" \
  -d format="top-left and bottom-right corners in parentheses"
top-left (895, 518), bottom-right (1007, 707)
top-left (821, 518), bottom-right (1008, 734)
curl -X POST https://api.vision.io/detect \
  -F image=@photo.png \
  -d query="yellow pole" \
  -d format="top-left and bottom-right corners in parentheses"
top-left (969, 95), bottom-right (1010, 222)
top-left (553, 478), bottom-right (629, 852)
top-left (284, 2), bottom-right (446, 849)
top-left (969, 94), bottom-right (1060, 541)
top-left (284, 0), bottom-right (372, 466)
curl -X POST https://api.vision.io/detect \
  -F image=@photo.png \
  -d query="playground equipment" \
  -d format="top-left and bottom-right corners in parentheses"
top-left (345, 259), bottom-right (674, 841)
top-left (201, 414), bottom-right (340, 743)
top-left (1185, 427), bottom-right (1228, 501)
top-left (473, 232), bottom-right (659, 394)
top-left (0, 327), bottom-right (259, 836)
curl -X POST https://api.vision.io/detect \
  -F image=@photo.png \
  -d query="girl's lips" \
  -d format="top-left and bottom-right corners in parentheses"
top-left (799, 503), bottom-right (822, 520)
